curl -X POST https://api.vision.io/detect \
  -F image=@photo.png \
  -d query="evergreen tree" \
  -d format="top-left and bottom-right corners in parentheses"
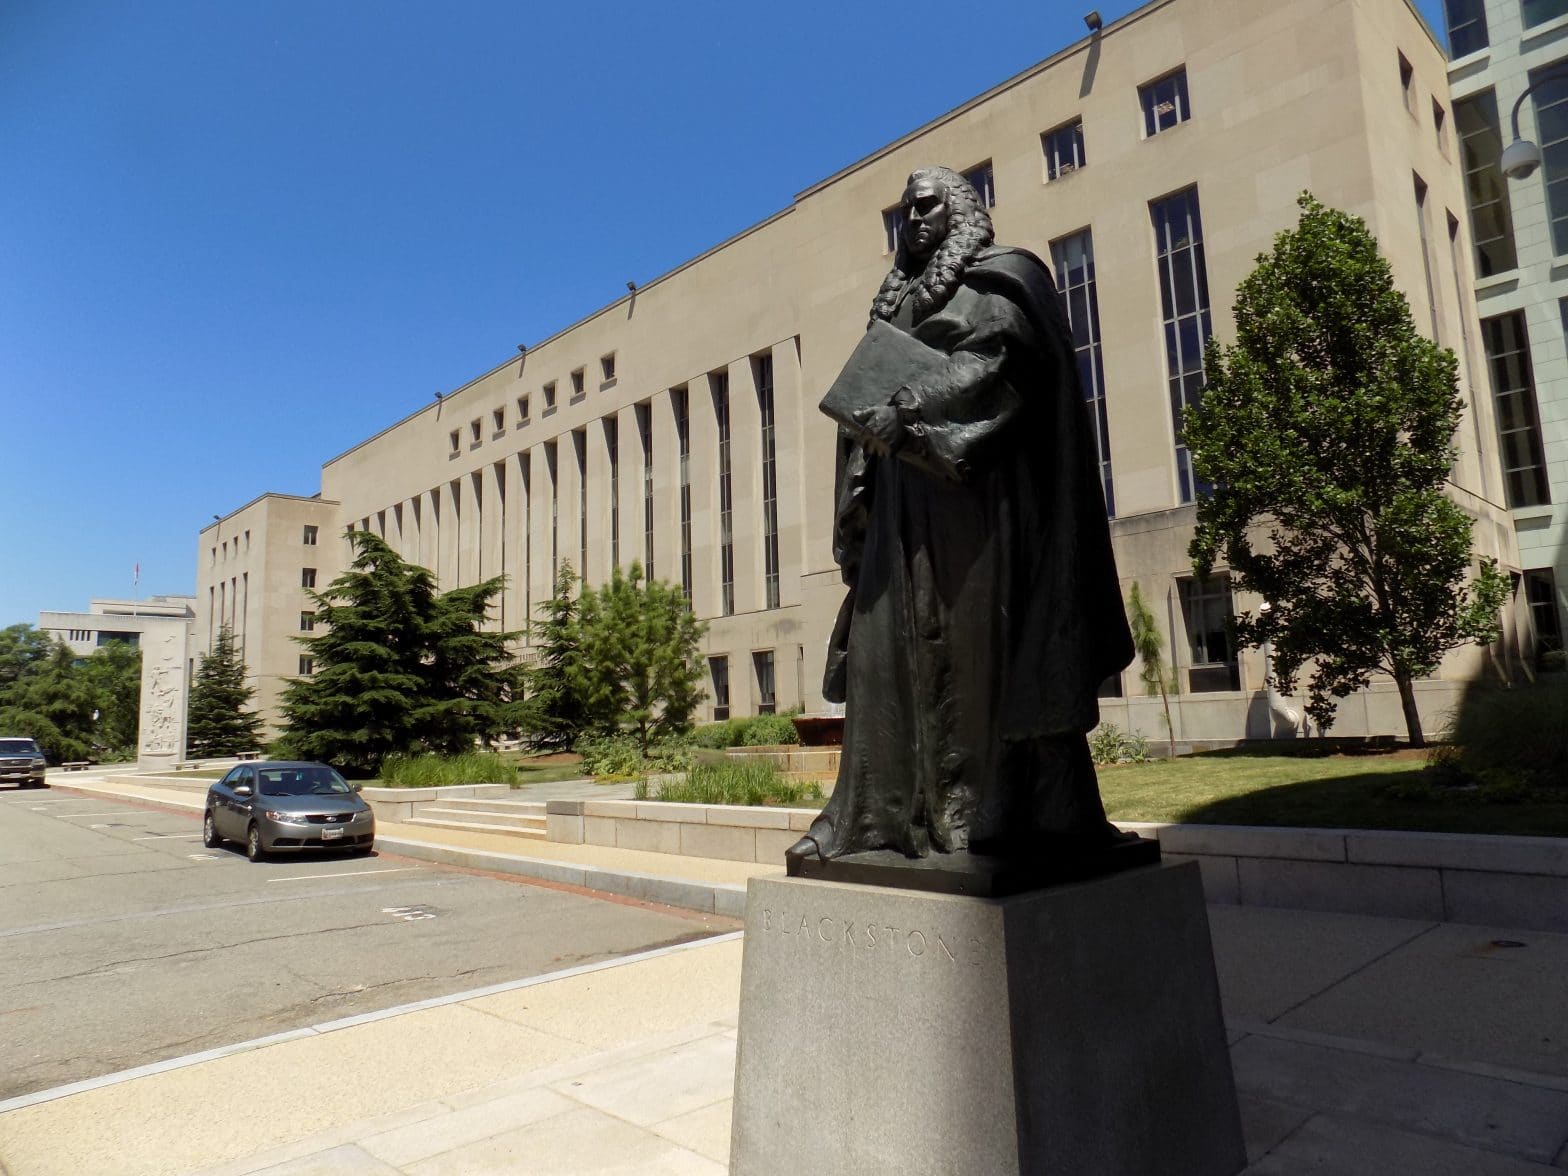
top-left (574, 562), bottom-right (707, 753)
top-left (416, 577), bottom-right (524, 754)
top-left (0, 624), bottom-right (52, 702)
top-left (8, 641), bottom-right (98, 761)
top-left (523, 562), bottom-right (588, 749)
top-left (186, 625), bottom-right (263, 757)
top-left (79, 641), bottom-right (142, 757)
top-left (1126, 581), bottom-right (1175, 758)
top-left (1186, 193), bottom-right (1508, 745)
top-left (277, 531), bottom-right (435, 775)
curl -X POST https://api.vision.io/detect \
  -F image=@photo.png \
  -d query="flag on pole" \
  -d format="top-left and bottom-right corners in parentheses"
top-left (133, 562), bottom-right (140, 587)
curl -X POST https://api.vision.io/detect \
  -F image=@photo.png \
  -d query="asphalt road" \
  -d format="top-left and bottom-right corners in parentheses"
top-left (0, 786), bottom-right (735, 1101)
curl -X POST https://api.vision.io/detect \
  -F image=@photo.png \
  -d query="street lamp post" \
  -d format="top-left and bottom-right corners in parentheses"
top-left (1500, 66), bottom-right (1568, 179)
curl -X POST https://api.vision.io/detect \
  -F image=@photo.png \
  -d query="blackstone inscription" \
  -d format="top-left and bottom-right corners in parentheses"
top-left (760, 907), bottom-right (986, 965)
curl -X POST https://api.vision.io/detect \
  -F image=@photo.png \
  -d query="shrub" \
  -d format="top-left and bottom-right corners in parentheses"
top-left (575, 734), bottom-right (692, 778)
top-left (378, 752), bottom-right (519, 788)
top-left (740, 713), bottom-right (801, 746)
top-left (1089, 723), bottom-right (1149, 766)
top-left (1430, 681), bottom-right (1568, 793)
top-left (690, 720), bottom-right (744, 749)
top-left (635, 759), bottom-right (824, 806)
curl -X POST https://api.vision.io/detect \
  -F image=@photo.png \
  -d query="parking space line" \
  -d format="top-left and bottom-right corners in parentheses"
top-left (60, 811), bottom-right (145, 818)
top-left (132, 834), bottom-right (202, 841)
top-left (265, 867), bottom-right (423, 884)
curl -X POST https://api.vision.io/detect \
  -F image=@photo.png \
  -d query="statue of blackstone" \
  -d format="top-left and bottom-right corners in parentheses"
top-left (787, 166), bottom-right (1156, 894)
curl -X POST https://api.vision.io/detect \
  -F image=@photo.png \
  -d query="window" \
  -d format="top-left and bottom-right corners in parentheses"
top-left (1051, 229), bottom-right (1115, 516)
top-left (1433, 99), bottom-right (1448, 153)
top-left (604, 416), bottom-right (619, 570)
top-left (637, 402), bottom-right (654, 577)
top-left (753, 651), bottom-right (776, 715)
top-left (1139, 68), bottom-right (1190, 136)
top-left (1042, 119), bottom-right (1086, 180)
top-left (298, 656), bottom-right (315, 676)
top-left (1524, 569), bottom-right (1564, 659)
top-left (1414, 174), bottom-right (1441, 343)
top-left (1523, 0), bottom-right (1568, 28)
top-left (1481, 311), bottom-right (1551, 507)
top-left (517, 395), bottom-right (530, 424)
top-left (756, 353), bottom-right (781, 609)
top-left (709, 655), bottom-right (731, 721)
top-left (1445, 0), bottom-right (1488, 56)
top-left (301, 568), bottom-right (316, 589)
top-left (302, 525), bottom-right (318, 545)
top-left (210, 546), bottom-right (216, 566)
top-left (1398, 52), bottom-right (1415, 116)
top-left (882, 205), bottom-right (902, 254)
top-left (543, 380), bottom-right (557, 410)
top-left (1530, 66), bottom-right (1568, 255)
top-left (545, 440), bottom-right (559, 575)
top-left (1151, 187), bottom-right (1213, 503)
top-left (470, 419), bottom-right (482, 444)
top-left (1456, 92), bottom-right (1518, 276)
top-left (1178, 578), bottom-right (1238, 692)
top-left (570, 367), bottom-right (585, 397)
top-left (299, 611), bottom-right (316, 632)
top-left (492, 408), bottom-right (505, 433)
top-left (714, 370), bottom-right (734, 616)
top-left (962, 161), bottom-right (996, 208)
top-left (674, 386), bottom-right (693, 601)
top-left (601, 353), bottom-right (616, 382)
top-left (449, 429), bottom-right (460, 454)
top-left (573, 429), bottom-right (587, 580)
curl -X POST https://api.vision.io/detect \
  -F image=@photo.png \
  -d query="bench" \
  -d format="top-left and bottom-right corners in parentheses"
top-left (174, 761), bottom-right (204, 771)
top-left (61, 762), bottom-right (91, 772)
top-left (236, 750), bottom-right (262, 761)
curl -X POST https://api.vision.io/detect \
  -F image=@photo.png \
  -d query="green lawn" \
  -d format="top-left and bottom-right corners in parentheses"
top-left (1099, 750), bottom-right (1568, 837)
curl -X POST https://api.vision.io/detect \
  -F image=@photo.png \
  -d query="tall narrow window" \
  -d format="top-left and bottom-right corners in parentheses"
top-left (1051, 229), bottom-right (1115, 516)
top-left (709, 655), bottom-right (731, 721)
top-left (1456, 91), bottom-right (1518, 276)
top-left (573, 429), bottom-right (588, 581)
top-left (882, 206), bottom-right (902, 254)
top-left (1042, 119), bottom-right (1086, 180)
top-left (301, 568), bottom-right (316, 589)
top-left (1398, 52), bottom-right (1416, 116)
top-left (302, 525), bottom-right (318, 545)
top-left (1523, 0), bottom-right (1568, 29)
top-left (299, 611), bottom-right (315, 633)
top-left (604, 417), bottom-right (619, 570)
top-left (714, 370), bottom-right (735, 616)
top-left (298, 656), bottom-right (314, 676)
top-left (543, 380), bottom-right (557, 411)
top-left (756, 353), bottom-right (781, 608)
top-left (1533, 67), bottom-right (1568, 255)
top-left (1139, 68), bottom-right (1190, 136)
top-left (962, 161), bottom-right (996, 207)
top-left (673, 386), bottom-right (693, 601)
top-left (570, 368), bottom-right (586, 398)
top-left (637, 402), bottom-right (654, 577)
top-left (1524, 569), bottom-right (1564, 660)
top-left (753, 650), bottom-right (776, 715)
top-left (519, 453), bottom-right (532, 627)
top-left (1178, 577), bottom-right (1239, 692)
top-left (1151, 187), bottom-right (1213, 503)
top-left (1444, 0), bottom-right (1488, 56)
top-left (545, 440), bottom-right (559, 576)
top-left (1481, 312), bottom-right (1552, 507)
top-left (1413, 174), bottom-right (1441, 343)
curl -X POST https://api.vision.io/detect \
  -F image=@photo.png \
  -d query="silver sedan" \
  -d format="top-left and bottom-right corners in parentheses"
top-left (204, 761), bottom-right (375, 861)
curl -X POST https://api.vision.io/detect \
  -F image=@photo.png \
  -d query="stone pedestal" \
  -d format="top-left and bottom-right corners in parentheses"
top-left (730, 863), bottom-right (1245, 1176)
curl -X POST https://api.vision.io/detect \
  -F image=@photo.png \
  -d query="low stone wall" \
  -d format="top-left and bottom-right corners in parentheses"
top-left (547, 799), bottom-right (814, 864)
top-left (363, 782), bottom-right (511, 822)
top-left (545, 799), bottom-right (1568, 931)
top-left (721, 745), bottom-right (840, 776)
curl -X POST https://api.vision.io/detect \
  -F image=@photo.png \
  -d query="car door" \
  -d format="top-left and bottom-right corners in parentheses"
top-left (212, 767), bottom-right (245, 838)
top-left (231, 765), bottom-right (258, 834)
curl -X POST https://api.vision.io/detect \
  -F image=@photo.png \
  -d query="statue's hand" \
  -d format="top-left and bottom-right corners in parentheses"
top-left (854, 404), bottom-right (904, 456)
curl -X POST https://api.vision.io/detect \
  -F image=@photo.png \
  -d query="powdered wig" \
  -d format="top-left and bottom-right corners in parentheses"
top-left (869, 166), bottom-right (995, 324)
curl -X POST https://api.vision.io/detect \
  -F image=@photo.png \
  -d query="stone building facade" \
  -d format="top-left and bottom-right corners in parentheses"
top-left (200, 0), bottom-right (1526, 744)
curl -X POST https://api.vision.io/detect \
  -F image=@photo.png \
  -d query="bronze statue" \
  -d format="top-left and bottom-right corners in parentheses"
top-left (789, 166), bottom-right (1146, 890)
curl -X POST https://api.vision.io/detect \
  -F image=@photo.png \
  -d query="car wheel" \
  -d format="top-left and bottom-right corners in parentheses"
top-left (246, 823), bottom-right (266, 862)
top-left (203, 811), bottom-right (221, 848)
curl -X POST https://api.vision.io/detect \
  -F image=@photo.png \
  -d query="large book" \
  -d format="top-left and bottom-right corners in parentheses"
top-left (819, 319), bottom-right (957, 480)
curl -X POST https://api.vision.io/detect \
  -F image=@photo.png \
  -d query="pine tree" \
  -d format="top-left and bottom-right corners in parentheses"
top-left (416, 577), bottom-right (524, 754)
top-left (522, 562), bottom-right (588, 749)
top-left (1186, 193), bottom-right (1508, 745)
top-left (186, 625), bottom-right (263, 757)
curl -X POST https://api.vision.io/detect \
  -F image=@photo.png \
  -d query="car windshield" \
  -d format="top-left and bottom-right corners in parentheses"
top-left (256, 767), bottom-right (352, 797)
top-left (0, 739), bottom-right (40, 756)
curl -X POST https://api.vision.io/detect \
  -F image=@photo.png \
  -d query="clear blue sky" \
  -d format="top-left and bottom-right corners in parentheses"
top-left (0, 0), bottom-right (1448, 627)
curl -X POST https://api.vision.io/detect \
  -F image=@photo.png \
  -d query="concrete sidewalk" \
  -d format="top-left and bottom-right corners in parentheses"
top-left (7, 776), bottom-right (1568, 1174)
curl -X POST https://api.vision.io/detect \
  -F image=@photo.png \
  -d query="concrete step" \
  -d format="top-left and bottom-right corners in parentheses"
top-left (432, 798), bottom-right (547, 815)
top-left (415, 806), bottom-right (546, 831)
top-left (404, 816), bottom-right (549, 839)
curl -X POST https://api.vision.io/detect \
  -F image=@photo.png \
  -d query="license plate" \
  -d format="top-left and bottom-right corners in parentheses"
top-left (320, 827), bottom-right (344, 841)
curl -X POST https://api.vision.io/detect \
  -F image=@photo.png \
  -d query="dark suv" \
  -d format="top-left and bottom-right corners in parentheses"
top-left (0, 738), bottom-right (48, 788)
